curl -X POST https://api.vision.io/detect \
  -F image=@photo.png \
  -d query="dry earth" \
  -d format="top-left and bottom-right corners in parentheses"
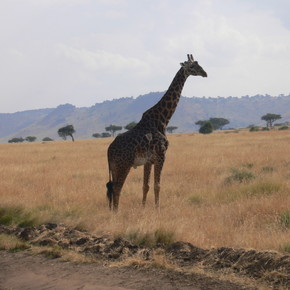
top-left (1, 223), bottom-right (289, 289)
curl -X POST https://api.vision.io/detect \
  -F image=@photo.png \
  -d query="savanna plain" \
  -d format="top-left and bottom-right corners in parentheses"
top-left (1, 130), bottom-right (290, 253)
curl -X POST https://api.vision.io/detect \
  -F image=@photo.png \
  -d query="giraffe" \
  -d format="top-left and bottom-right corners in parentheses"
top-left (106, 54), bottom-right (207, 211)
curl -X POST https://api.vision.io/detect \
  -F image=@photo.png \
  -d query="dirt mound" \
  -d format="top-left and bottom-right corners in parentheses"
top-left (1, 223), bottom-right (289, 288)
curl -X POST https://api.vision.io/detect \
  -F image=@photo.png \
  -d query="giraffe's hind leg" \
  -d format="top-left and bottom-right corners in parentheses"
top-left (142, 162), bottom-right (152, 207)
top-left (154, 155), bottom-right (165, 209)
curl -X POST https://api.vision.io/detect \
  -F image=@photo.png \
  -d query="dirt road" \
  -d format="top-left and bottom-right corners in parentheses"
top-left (0, 251), bottom-right (249, 290)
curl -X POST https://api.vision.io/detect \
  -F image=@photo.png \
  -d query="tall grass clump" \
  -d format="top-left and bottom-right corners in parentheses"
top-left (280, 211), bottom-right (290, 229)
top-left (0, 206), bottom-right (38, 227)
top-left (225, 168), bottom-right (255, 184)
top-left (0, 234), bottom-right (29, 252)
top-left (125, 228), bottom-right (175, 247)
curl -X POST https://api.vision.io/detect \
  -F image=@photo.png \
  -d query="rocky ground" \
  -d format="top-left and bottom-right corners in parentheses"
top-left (1, 223), bottom-right (289, 289)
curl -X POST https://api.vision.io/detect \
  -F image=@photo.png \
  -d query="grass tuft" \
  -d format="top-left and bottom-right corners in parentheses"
top-left (0, 234), bottom-right (30, 252)
top-left (225, 168), bottom-right (255, 184)
top-left (280, 211), bottom-right (290, 229)
top-left (0, 206), bottom-right (38, 227)
top-left (125, 228), bottom-right (175, 247)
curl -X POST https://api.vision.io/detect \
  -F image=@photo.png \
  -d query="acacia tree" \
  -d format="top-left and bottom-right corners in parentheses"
top-left (261, 113), bottom-right (282, 128)
top-left (209, 118), bottom-right (230, 130)
top-left (25, 136), bottom-right (37, 142)
top-left (8, 137), bottom-right (24, 143)
top-left (196, 118), bottom-right (229, 130)
top-left (58, 125), bottom-right (75, 141)
top-left (105, 125), bottom-right (122, 137)
top-left (166, 126), bottom-right (178, 133)
top-left (42, 137), bottom-right (53, 141)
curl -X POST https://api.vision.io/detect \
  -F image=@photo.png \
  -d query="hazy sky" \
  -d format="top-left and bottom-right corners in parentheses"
top-left (1, 0), bottom-right (290, 113)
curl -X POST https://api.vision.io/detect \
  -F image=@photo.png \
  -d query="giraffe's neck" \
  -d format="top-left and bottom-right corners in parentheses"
top-left (139, 67), bottom-right (188, 132)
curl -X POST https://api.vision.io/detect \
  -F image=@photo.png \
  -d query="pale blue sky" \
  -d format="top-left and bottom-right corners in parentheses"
top-left (0, 0), bottom-right (290, 112)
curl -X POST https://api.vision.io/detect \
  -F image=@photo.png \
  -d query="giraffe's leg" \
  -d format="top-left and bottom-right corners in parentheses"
top-left (154, 156), bottom-right (165, 209)
top-left (112, 167), bottom-right (130, 212)
top-left (142, 162), bottom-right (152, 207)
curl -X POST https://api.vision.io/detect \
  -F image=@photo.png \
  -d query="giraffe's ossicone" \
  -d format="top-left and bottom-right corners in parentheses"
top-left (106, 54), bottom-right (207, 211)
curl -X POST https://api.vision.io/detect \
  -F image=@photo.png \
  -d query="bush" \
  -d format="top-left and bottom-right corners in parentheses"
top-left (279, 126), bottom-right (288, 130)
top-left (0, 207), bottom-right (37, 227)
top-left (280, 243), bottom-right (290, 253)
top-left (280, 211), bottom-right (290, 229)
top-left (249, 126), bottom-right (259, 132)
top-left (199, 121), bottom-right (213, 134)
top-left (8, 137), bottom-right (24, 143)
top-left (126, 228), bottom-right (175, 247)
top-left (188, 195), bottom-right (203, 205)
top-left (262, 127), bottom-right (270, 131)
top-left (42, 137), bottom-right (53, 141)
top-left (225, 168), bottom-right (255, 184)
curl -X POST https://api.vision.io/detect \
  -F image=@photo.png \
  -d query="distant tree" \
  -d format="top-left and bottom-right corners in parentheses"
top-left (25, 136), bottom-right (37, 142)
top-left (199, 121), bottom-right (213, 134)
top-left (124, 122), bottom-right (137, 131)
top-left (209, 118), bottom-right (230, 130)
top-left (101, 132), bottom-right (111, 138)
top-left (58, 125), bottom-right (75, 141)
top-left (196, 118), bottom-right (229, 131)
top-left (8, 137), bottom-right (24, 143)
top-left (105, 124), bottom-right (122, 137)
top-left (261, 113), bottom-right (282, 128)
top-left (166, 126), bottom-right (178, 133)
top-left (42, 137), bottom-right (54, 141)
top-left (92, 133), bottom-right (101, 138)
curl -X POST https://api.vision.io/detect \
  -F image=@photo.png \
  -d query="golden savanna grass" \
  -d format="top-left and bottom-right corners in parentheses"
top-left (1, 130), bottom-right (290, 252)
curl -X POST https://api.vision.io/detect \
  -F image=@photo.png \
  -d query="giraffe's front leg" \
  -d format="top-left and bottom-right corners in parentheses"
top-left (154, 155), bottom-right (165, 209)
top-left (143, 162), bottom-right (152, 207)
top-left (111, 167), bottom-right (130, 212)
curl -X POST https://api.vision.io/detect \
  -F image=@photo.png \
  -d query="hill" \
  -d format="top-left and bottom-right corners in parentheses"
top-left (1, 93), bottom-right (290, 142)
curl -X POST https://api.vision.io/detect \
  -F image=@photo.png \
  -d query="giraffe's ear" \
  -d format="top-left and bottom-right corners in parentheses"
top-left (180, 62), bottom-right (185, 67)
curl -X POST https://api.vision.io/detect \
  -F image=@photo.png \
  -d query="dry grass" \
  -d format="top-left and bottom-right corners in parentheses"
top-left (1, 130), bottom-right (290, 252)
top-left (0, 234), bottom-right (29, 251)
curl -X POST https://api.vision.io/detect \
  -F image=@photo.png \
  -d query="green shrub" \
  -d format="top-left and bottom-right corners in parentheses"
top-left (0, 207), bottom-right (38, 227)
top-left (225, 168), bottom-right (255, 184)
top-left (280, 243), bottom-right (290, 253)
top-left (242, 163), bottom-right (254, 169)
top-left (188, 195), bottom-right (203, 205)
top-left (126, 228), bottom-right (175, 247)
top-left (261, 127), bottom-right (270, 131)
top-left (241, 182), bottom-right (281, 197)
top-left (280, 211), bottom-right (290, 229)
top-left (199, 121), bottom-right (213, 134)
top-left (279, 126), bottom-right (288, 130)
top-left (249, 126), bottom-right (259, 132)
top-left (154, 229), bottom-right (175, 246)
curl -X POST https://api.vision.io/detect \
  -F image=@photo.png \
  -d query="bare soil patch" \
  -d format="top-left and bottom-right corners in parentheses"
top-left (1, 223), bottom-right (289, 289)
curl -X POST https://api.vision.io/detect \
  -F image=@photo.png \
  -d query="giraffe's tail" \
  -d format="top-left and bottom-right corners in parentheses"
top-left (106, 168), bottom-right (113, 210)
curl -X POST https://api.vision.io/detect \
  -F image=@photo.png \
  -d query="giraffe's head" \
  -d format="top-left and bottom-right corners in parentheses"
top-left (181, 54), bottom-right (207, 77)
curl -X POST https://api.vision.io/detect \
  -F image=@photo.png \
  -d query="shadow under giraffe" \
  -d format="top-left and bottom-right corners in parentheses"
top-left (106, 54), bottom-right (207, 211)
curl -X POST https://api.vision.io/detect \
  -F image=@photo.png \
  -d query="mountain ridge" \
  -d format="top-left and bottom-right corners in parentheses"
top-left (1, 93), bottom-right (290, 142)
